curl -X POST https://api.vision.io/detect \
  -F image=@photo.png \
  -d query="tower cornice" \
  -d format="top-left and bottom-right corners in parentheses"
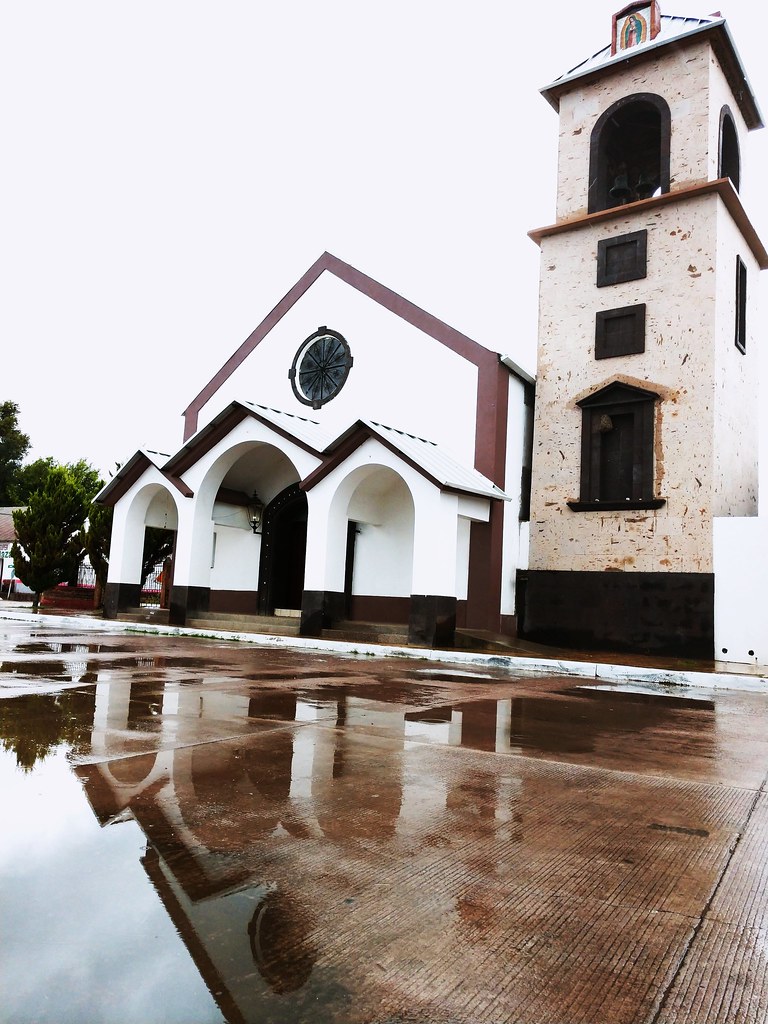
top-left (528, 178), bottom-right (768, 269)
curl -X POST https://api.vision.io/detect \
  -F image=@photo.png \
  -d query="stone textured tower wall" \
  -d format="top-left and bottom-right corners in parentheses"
top-left (529, 196), bottom-right (719, 575)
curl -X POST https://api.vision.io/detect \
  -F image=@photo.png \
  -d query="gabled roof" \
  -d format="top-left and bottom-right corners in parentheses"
top-left (0, 508), bottom-right (22, 544)
top-left (541, 13), bottom-right (763, 130)
top-left (100, 403), bottom-right (508, 508)
top-left (181, 251), bottom-right (532, 441)
top-left (302, 419), bottom-right (508, 501)
top-left (163, 400), bottom-right (334, 479)
top-left (95, 449), bottom-right (192, 507)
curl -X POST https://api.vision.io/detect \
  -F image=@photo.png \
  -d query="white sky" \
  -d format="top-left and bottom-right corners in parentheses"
top-left (3, 1), bottom-right (767, 479)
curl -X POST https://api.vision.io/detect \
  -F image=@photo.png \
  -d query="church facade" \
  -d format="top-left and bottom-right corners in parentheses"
top-left (100, 3), bottom-right (766, 660)
top-left (99, 252), bottom-right (533, 646)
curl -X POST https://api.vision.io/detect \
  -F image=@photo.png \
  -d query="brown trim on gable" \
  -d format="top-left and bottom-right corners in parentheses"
top-left (529, 179), bottom-right (768, 268)
top-left (169, 402), bottom-right (324, 478)
top-left (182, 251), bottom-right (505, 440)
top-left (300, 424), bottom-right (447, 494)
top-left (96, 453), bottom-right (193, 507)
top-left (166, 405), bottom-right (250, 476)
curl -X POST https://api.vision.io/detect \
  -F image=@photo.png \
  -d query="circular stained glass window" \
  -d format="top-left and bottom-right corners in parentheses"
top-left (289, 327), bottom-right (353, 409)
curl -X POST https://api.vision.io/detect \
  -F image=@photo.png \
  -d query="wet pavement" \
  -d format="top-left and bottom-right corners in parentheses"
top-left (2, 619), bottom-right (768, 1023)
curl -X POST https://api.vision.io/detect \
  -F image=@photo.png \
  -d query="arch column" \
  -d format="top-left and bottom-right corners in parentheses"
top-left (408, 488), bottom-right (462, 647)
top-left (299, 485), bottom-right (346, 636)
top-left (168, 477), bottom-right (216, 626)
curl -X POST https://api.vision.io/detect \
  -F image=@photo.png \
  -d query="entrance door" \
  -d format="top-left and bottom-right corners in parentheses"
top-left (343, 521), bottom-right (357, 618)
top-left (258, 485), bottom-right (308, 615)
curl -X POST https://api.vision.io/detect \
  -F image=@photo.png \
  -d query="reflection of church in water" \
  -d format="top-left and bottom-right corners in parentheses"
top-left (62, 661), bottom-right (713, 1022)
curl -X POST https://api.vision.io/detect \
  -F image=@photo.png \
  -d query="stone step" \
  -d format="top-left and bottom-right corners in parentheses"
top-left (185, 613), bottom-right (301, 636)
top-left (322, 620), bottom-right (409, 645)
top-left (121, 607), bottom-right (170, 625)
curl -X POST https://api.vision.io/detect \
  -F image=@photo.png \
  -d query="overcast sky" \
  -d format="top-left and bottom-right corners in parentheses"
top-left (3, 1), bottom-right (767, 478)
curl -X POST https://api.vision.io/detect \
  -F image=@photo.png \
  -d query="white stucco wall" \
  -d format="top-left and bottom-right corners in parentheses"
top-left (107, 474), bottom-right (185, 586)
top-left (209, 523), bottom-right (261, 593)
top-left (529, 195), bottom-right (721, 574)
top-left (500, 374), bottom-right (529, 616)
top-left (192, 271), bottom-right (480, 464)
top-left (304, 438), bottom-right (491, 600)
top-left (347, 471), bottom-right (415, 599)
top-left (714, 516), bottom-right (768, 665)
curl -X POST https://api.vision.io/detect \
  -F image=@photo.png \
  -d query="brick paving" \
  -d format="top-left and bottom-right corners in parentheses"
top-left (2, 618), bottom-right (768, 1023)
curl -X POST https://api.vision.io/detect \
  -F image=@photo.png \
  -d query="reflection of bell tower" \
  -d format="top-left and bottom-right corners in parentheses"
top-left (524, 3), bottom-right (766, 655)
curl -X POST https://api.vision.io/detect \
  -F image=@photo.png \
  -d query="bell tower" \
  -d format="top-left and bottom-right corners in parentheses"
top-left (524, 2), bottom-right (767, 655)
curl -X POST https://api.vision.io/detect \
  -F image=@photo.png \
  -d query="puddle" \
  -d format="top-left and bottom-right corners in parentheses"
top-left (1, 630), bottom-right (762, 1023)
top-left (563, 685), bottom-right (716, 711)
top-left (0, 745), bottom-right (225, 1024)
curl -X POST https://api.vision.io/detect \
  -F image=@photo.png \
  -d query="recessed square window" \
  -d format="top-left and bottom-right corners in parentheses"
top-left (595, 304), bottom-right (646, 359)
top-left (597, 230), bottom-right (648, 286)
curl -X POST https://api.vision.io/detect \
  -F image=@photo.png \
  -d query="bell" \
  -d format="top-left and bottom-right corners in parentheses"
top-left (609, 173), bottom-right (633, 203)
top-left (635, 172), bottom-right (657, 200)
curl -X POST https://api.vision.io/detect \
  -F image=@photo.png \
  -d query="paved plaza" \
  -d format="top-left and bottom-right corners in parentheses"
top-left (2, 614), bottom-right (768, 1023)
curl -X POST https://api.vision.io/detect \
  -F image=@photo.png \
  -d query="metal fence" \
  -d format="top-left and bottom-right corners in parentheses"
top-left (76, 561), bottom-right (165, 607)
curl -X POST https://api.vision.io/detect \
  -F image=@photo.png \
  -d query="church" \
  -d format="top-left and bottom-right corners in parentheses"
top-left (99, 3), bottom-right (766, 663)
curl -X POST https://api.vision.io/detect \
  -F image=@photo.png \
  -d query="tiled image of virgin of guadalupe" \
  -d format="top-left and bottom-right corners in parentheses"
top-left (621, 12), bottom-right (646, 48)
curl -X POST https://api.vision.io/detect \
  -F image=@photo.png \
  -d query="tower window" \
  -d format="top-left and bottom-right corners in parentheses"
top-left (719, 107), bottom-right (741, 192)
top-left (735, 256), bottom-right (747, 354)
top-left (588, 94), bottom-right (671, 214)
top-left (597, 230), bottom-right (648, 286)
top-left (595, 304), bottom-right (646, 359)
top-left (568, 382), bottom-right (664, 511)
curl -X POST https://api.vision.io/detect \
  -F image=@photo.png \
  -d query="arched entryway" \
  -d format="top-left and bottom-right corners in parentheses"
top-left (258, 484), bottom-right (308, 614)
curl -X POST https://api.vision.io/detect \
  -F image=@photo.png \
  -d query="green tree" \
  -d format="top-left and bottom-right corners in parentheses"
top-left (10, 456), bottom-right (102, 506)
top-left (11, 463), bottom-right (100, 611)
top-left (81, 502), bottom-right (112, 607)
top-left (0, 401), bottom-right (31, 505)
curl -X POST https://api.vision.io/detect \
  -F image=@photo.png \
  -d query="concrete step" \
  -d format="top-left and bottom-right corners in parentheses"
top-left (322, 620), bottom-right (410, 646)
top-left (121, 607), bottom-right (170, 625)
top-left (185, 612), bottom-right (301, 636)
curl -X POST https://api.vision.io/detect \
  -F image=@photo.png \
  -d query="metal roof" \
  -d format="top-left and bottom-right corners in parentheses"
top-left (239, 401), bottom-right (338, 452)
top-left (553, 13), bottom-right (718, 84)
top-left (362, 421), bottom-right (508, 501)
top-left (541, 13), bottom-right (763, 129)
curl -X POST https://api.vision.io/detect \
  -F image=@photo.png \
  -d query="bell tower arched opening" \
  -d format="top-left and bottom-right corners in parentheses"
top-left (719, 106), bottom-right (741, 191)
top-left (588, 93), bottom-right (671, 213)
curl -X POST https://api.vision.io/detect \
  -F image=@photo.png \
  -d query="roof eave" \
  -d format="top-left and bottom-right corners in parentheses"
top-left (540, 21), bottom-right (763, 131)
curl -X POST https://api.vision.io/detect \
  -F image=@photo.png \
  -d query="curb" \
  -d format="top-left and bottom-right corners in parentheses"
top-left (1, 606), bottom-right (767, 693)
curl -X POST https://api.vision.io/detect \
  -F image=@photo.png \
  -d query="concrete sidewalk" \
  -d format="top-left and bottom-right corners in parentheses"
top-left (1, 601), bottom-right (767, 692)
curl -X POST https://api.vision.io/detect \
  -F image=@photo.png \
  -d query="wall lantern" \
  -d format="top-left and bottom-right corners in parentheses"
top-left (248, 493), bottom-right (265, 534)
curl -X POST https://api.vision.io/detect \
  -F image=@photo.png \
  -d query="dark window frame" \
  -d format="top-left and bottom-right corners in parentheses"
top-left (597, 230), bottom-right (648, 287)
top-left (568, 382), bottom-right (664, 512)
top-left (735, 255), bottom-right (747, 354)
top-left (588, 93), bottom-right (671, 214)
top-left (595, 304), bottom-right (646, 360)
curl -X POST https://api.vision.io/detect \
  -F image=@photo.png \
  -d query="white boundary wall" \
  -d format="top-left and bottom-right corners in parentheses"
top-left (714, 516), bottom-right (768, 666)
